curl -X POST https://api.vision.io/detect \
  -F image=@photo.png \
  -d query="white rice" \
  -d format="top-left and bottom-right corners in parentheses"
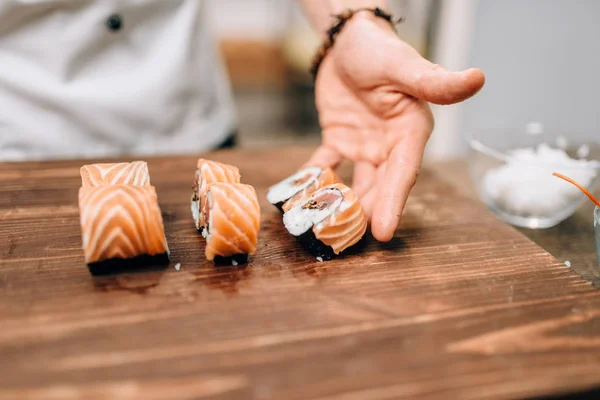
top-left (266, 167), bottom-right (322, 204)
top-left (190, 196), bottom-right (200, 230)
top-left (283, 188), bottom-right (343, 236)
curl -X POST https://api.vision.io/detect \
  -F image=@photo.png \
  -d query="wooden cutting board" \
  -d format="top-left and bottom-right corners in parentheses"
top-left (1, 146), bottom-right (600, 400)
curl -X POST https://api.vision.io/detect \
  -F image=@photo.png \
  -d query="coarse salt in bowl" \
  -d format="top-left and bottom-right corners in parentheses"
top-left (466, 126), bottom-right (600, 229)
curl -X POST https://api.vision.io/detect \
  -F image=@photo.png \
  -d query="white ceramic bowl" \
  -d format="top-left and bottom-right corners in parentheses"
top-left (467, 128), bottom-right (600, 229)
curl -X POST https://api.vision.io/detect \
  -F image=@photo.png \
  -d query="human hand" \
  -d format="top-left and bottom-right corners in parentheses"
top-left (307, 13), bottom-right (485, 242)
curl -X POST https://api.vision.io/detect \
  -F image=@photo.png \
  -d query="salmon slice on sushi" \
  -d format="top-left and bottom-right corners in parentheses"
top-left (192, 159), bottom-right (241, 232)
top-left (266, 166), bottom-right (341, 211)
top-left (78, 185), bottom-right (169, 275)
top-left (203, 183), bottom-right (260, 265)
top-left (283, 183), bottom-right (367, 261)
top-left (80, 161), bottom-right (150, 187)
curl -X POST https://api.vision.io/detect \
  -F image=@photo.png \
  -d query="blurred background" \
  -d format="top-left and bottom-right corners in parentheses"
top-left (210, 0), bottom-right (431, 148)
top-left (210, 0), bottom-right (600, 161)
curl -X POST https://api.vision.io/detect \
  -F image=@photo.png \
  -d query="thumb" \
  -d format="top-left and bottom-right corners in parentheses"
top-left (387, 53), bottom-right (485, 105)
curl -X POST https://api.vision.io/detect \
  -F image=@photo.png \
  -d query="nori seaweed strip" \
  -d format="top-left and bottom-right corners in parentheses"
top-left (272, 201), bottom-right (285, 212)
top-left (87, 253), bottom-right (170, 276)
top-left (213, 253), bottom-right (249, 266)
top-left (296, 230), bottom-right (335, 261)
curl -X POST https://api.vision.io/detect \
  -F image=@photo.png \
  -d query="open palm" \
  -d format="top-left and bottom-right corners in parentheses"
top-left (307, 14), bottom-right (485, 242)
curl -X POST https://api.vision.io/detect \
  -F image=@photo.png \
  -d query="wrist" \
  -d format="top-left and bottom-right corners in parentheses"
top-left (310, 6), bottom-right (403, 79)
top-left (344, 9), bottom-right (397, 37)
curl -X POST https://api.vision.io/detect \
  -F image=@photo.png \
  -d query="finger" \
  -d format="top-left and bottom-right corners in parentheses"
top-left (359, 162), bottom-right (387, 221)
top-left (320, 128), bottom-right (386, 165)
top-left (322, 129), bottom-right (364, 162)
top-left (352, 162), bottom-right (376, 198)
top-left (360, 187), bottom-right (377, 221)
top-left (371, 132), bottom-right (428, 242)
top-left (386, 51), bottom-right (485, 105)
top-left (363, 139), bottom-right (387, 166)
top-left (305, 145), bottom-right (343, 169)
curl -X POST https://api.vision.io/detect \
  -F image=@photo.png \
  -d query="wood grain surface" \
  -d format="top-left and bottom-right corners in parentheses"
top-left (427, 161), bottom-right (600, 286)
top-left (1, 146), bottom-right (600, 400)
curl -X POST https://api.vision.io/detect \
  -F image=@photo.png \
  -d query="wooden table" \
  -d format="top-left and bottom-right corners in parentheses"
top-left (427, 161), bottom-right (600, 287)
top-left (1, 146), bottom-right (600, 400)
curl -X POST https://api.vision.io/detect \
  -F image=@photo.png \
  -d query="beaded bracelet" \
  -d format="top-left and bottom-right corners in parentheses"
top-left (309, 7), bottom-right (405, 80)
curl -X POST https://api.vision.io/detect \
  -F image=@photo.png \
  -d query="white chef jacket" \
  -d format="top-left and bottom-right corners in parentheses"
top-left (0, 0), bottom-right (237, 161)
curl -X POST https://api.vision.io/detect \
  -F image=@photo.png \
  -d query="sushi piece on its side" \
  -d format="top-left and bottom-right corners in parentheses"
top-left (266, 166), bottom-right (341, 211)
top-left (204, 183), bottom-right (260, 264)
top-left (192, 159), bottom-right (240, 232)
top-left (78, 185), bottom-right (169, 275)
top-left (283, 183), bottom-right (367, 260)
top-left (80, 161), bottom-right (150, 187)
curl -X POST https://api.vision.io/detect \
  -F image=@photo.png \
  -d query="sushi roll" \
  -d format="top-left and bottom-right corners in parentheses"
top-left (80, 161), bottom-right (150, 187)
top-left (283, 183), bottom-right (367, 261)
top-left (203, 183), bottom-right (260, 265)
top-left (78, 185), bottom-right (169, 275)
top-left (192, 159), bottom-right (241, 231)
top-left (266, 166), bottom-right (341, 211)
